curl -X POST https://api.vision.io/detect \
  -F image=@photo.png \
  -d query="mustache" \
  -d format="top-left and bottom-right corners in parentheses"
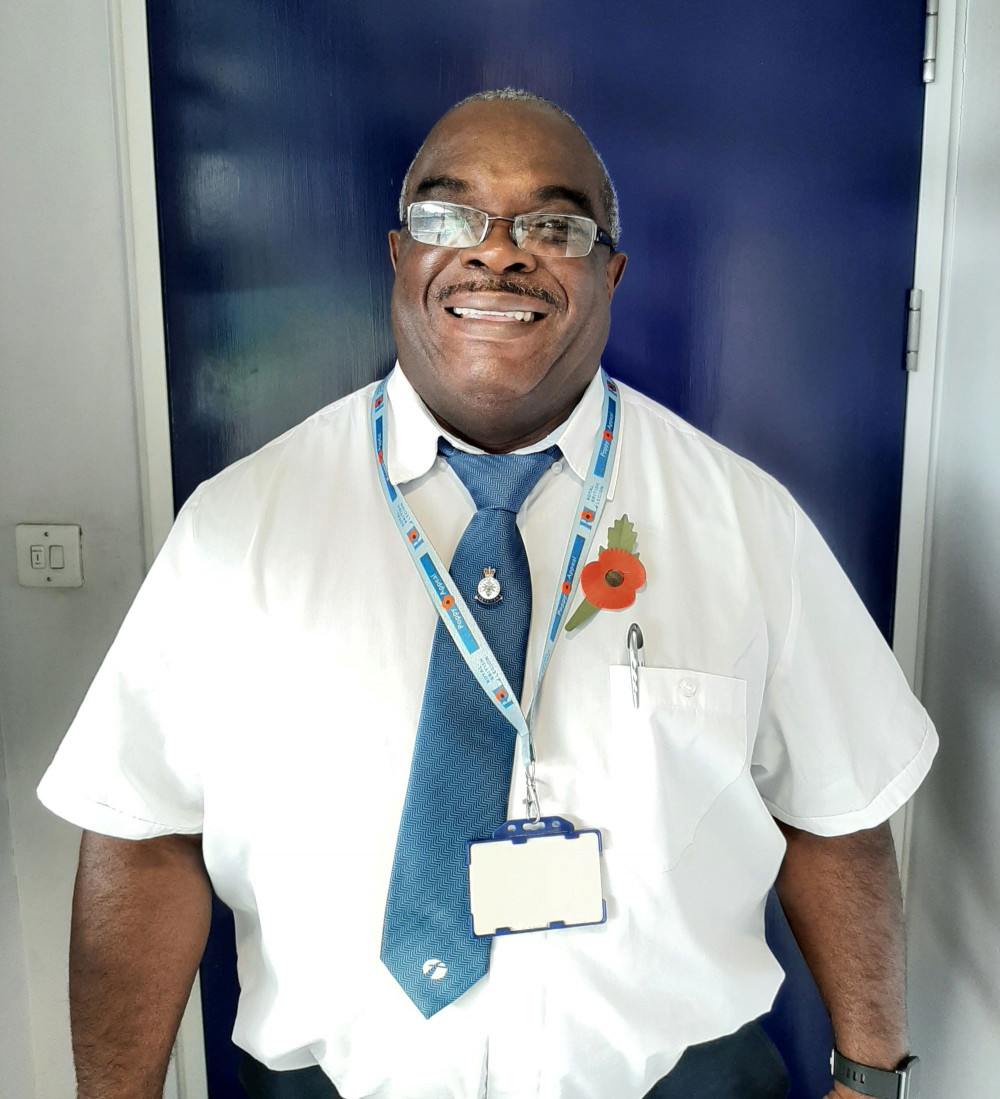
top-left (435, 279), bottom-right (561, 310)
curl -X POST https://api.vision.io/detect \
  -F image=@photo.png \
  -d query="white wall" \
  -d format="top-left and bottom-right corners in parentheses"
top-left (905, 0), bottom-right (1000, 1093)
top-left (0, 1), bottom-right (149, 1096)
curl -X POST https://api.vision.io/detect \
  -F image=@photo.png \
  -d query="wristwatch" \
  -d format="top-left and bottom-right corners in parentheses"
top-left (830, 1050), bottom-right (920, 1099)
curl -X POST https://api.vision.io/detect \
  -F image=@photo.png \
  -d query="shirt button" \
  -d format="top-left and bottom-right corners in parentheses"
top-left (551, 461), bottom-right (563, 474)
top-left (679, 678), bottom-right (698, 698)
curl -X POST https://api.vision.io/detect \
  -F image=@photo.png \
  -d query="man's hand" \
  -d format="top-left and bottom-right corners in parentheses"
top-left (71, 830), bottom-right (212, 1099)
top-left (774, 820), bottom-right (911, 1087)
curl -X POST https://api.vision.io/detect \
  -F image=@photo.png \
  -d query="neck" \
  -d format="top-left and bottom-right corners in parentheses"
top-left (431, 398), bottom-right (578, 454)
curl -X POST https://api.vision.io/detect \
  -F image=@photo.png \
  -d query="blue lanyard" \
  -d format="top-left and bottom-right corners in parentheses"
top-left (370, 371), bottom-right (620, 789)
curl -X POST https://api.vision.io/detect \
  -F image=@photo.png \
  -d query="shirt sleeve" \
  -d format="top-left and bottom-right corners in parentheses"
top-left (751, 499), bottom-right (938, 836)
top-left (37, 491), bottom-right (210, 839)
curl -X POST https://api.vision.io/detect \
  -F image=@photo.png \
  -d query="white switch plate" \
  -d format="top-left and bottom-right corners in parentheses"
top-left (15, 524), bottom-right (84, 587)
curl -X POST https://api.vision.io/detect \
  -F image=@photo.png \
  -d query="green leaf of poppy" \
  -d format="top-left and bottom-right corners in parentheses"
top-left (605, 514), bottom-right (637, 555)
top-left (564, 598), bottom-right (601, 632)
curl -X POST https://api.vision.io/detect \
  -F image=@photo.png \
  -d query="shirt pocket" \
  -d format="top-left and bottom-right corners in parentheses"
top-left (606, 665), bottom-right (748, 870)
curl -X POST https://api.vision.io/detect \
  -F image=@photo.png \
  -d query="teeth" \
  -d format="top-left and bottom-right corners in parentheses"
top-left (451, 307), bottom-right (535, 322)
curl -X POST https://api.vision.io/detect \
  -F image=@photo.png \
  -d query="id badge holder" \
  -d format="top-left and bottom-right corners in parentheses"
top-left (467, 817), bottom-right (607, 938)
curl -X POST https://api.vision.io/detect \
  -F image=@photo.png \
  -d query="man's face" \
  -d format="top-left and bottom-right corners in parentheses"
top-left (389, 101), bottom-right (627, 451)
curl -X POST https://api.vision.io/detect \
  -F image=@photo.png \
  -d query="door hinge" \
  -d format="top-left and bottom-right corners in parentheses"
top-left (923, 0), bottom-right (939, 83)
top-left (906, 289), bottom-right (923, 371)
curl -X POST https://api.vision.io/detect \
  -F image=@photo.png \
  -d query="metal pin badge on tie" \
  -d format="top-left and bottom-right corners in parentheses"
top-left (475, 568), bottom-right (502, 604)
top-left (627, 623), bottom-right (644, 708)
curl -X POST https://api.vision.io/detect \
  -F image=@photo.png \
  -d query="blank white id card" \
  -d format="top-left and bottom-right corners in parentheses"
top-left (467, 817), bottom-right (606, 938)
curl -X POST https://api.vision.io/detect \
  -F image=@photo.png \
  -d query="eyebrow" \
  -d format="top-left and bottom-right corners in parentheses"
top-left (412, 175), bottom-right (469, 199)
top-left (530, 185), bottom-right (600, 224)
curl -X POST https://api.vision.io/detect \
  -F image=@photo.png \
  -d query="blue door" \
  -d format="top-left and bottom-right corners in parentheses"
top-left (145, 2), bottom-right (926, 1095)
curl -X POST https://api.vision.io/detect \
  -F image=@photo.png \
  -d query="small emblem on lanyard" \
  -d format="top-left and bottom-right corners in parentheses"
top-left (475, 568), bottom-right (502, 604)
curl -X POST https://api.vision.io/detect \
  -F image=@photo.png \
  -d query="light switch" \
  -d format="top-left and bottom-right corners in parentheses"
top-left (16, 525), bottom-right (83, 588)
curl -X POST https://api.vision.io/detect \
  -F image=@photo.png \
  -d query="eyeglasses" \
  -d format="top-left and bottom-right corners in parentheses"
top-left (404, 200), bottom-right (615, 258)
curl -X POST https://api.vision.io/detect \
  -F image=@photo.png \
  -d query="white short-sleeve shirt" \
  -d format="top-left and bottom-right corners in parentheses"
top-left (38, 367), bottom-right (937, 1099)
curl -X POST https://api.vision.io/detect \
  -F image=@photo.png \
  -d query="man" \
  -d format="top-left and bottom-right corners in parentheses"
top-left (39, 90), bottom-right (936, 1099)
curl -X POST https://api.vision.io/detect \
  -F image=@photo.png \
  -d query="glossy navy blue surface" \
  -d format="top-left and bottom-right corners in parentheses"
top-left (145, 2), bottom-right (925, 1096)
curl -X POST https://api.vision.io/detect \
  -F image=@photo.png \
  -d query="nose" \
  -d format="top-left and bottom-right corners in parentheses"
top-left (459, 218), bottom-right (538, 274)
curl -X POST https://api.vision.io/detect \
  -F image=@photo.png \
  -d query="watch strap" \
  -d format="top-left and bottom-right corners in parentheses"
top-left (830, 1050), bottom-right (909, 1099)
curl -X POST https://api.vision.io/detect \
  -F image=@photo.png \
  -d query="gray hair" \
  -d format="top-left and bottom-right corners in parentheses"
top-left (397, 88), bottom-right (621, 245)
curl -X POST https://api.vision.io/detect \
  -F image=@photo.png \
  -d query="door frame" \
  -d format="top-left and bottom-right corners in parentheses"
top-left (107, 2), bottom-right (207, 1097)
top-left (891, 0), bottom-right (967, 898)
top-left (108, 0), bottom-right (967, 1093)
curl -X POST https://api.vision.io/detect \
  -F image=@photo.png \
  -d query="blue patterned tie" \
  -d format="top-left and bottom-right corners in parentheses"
top-left (381, 441), bottom-right (559, 1017)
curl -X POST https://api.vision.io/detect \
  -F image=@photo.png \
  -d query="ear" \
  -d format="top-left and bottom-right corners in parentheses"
top-left (605, 251), bottom-right (628, 300)
top-left (388, 229), bottom-right (401, 272)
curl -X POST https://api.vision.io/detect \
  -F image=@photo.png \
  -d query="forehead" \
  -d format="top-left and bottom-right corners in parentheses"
top-left (411, 101), bottom-right (605, 210)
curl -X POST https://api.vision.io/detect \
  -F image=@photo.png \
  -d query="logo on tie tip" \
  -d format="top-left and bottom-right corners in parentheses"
top-left (422, 958), bottom-right (448, 980)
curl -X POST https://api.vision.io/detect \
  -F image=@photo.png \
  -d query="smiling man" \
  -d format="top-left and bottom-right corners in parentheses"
top-left (40, 90), bottom-right (934, 1099)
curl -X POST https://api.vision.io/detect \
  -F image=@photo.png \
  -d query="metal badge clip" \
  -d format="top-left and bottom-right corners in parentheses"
top-left (627, 623), bottom-right (644, 708)
top-left (523, 760), bottom-right (542, 824)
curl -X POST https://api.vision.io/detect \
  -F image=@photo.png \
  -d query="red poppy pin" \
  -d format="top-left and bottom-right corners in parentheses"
top-left (564, 514), bottom-right (646, 632)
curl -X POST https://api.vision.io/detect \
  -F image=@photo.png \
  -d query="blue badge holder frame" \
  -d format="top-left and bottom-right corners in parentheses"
top-left (467, 816), bottom-right (607, 939)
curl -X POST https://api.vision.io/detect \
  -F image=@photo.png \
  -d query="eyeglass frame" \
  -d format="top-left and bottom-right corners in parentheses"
top-left (402, 200), bottom-right (617, 257)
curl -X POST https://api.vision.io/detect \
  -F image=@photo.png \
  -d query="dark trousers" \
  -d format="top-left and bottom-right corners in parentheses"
top-left (239, 1019), bottom-right (790, 1099)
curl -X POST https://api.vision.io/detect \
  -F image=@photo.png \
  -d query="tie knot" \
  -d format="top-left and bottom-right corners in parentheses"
top-left (439, 442), bottom-right (560, 513)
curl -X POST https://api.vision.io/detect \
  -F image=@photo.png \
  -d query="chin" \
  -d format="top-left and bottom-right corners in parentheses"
top-left (437, 351), bottom-right (554, 404)
top-left (434, 371), bottom-right (568, 452)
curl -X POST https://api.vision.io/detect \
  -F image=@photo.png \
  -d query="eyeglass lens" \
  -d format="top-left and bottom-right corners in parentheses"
top-left (407, 201), bottom-right (598, 258)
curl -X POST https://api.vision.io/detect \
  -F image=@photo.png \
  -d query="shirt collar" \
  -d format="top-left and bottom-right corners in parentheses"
top-left (385, 364), bottom-right (611, 487)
